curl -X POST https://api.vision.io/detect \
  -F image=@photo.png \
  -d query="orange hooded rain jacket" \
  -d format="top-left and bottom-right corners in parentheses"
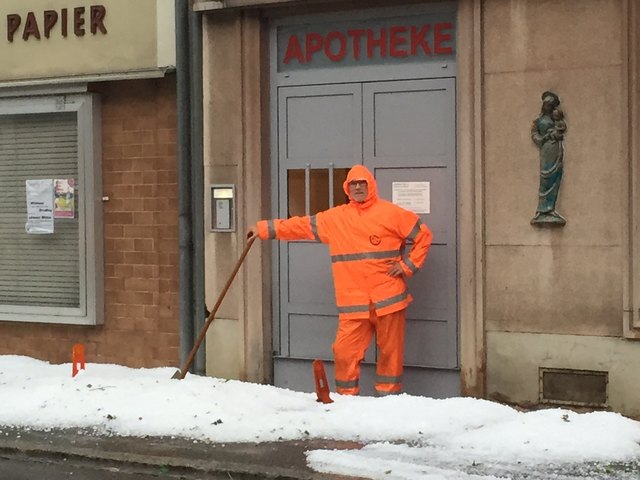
top-left (257, 165), bottom-right (433, 319)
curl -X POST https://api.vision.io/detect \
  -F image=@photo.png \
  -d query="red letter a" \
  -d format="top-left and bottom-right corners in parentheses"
top-left (284, 34), bottom-right (304, 65)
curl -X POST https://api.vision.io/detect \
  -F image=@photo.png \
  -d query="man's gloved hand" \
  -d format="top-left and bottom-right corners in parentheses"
top-left (247, 224), bottom-right (259, 241)
top-left (386, 261), bottom-right (405, 278)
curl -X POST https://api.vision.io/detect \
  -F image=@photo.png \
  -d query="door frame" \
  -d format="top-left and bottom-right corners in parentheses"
top-left (266, 0), bottom-right (486, 397)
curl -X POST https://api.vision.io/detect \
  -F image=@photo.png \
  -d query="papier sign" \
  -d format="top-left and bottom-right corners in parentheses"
top-left (25, 179), bottom-right (54, 234)
top-left (392, 181), bottom-right (431, 214)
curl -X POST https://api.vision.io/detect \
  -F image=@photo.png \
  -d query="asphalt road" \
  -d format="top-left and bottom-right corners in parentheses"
top-left (0, 452), bottom-right (255, 480)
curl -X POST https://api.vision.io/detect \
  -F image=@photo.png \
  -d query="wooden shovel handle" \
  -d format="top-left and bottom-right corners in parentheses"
top-left (173, 236), bottom-right (256, 380)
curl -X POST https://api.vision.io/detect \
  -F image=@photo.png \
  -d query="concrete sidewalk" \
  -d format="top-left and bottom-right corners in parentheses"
top-left (0, 427), bottom-right (362, 479)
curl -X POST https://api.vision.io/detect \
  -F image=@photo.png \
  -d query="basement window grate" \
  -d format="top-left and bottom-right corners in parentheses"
top-left (539, 368), bottom-right (608, 408)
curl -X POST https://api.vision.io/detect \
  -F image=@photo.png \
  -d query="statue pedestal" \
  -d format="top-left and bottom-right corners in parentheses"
top-left (531, 211), bottom-right (566, 226)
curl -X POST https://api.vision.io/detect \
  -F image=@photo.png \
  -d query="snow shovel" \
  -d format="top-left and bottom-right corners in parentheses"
top-left (172, 236), bottom-right (256, 380)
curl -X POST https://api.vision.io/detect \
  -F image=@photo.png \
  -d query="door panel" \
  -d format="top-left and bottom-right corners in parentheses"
top-left (405, 244), bottom-right (452, 319)
top-left (289, 314), bottom-right (338, 360)
top-left (363, 78), bottom-right (456, 168)
top-left (371, 89), bottom-right (449, 160)
top-left (287, 242), bottom-right (334, 306)
top-left (367, 79), bottom-right (458, 370)
top-left (404, 319), bottom-right (454, 367)
top-left (375, 166), bottom-right (457, 369)
top-left (276, 84), bottom-right (366, 360)
top-left (279, 84), bottom-right (362, 167)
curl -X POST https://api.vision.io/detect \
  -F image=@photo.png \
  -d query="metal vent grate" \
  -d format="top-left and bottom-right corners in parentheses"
top-left (539, 368), bottom-right (608, 408)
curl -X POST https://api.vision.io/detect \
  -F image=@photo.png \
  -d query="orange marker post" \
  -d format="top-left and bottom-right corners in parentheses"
top-left (312, 359), bottom-right (333, 404)
top-left (72, 343), bottom-right (86, 377)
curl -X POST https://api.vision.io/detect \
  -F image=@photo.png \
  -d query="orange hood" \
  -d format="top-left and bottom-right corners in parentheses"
top-left (343, 165), bottom-right (378, 209)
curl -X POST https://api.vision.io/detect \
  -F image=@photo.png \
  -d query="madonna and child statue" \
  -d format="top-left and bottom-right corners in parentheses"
top-left (530, 91), bottom-right (567, 226)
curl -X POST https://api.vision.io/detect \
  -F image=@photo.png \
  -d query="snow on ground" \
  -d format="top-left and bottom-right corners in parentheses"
top-left (1, 355), bottom-right (639, 479)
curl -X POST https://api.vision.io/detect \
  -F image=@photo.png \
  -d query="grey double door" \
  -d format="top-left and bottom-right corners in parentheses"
top-left (273, 78), bottom-right (459, 397)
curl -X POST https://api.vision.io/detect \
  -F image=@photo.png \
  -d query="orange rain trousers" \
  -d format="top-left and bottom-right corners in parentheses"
top-left (333, 304), bottom-right (405, 396)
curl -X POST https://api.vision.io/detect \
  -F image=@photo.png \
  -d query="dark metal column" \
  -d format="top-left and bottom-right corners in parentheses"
top-left (175, 0), bottom-right (194, 370)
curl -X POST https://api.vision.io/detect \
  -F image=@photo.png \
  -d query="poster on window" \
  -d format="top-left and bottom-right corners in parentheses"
top-left (54, 178), bottom-right (75, 219)
top-left (25, 179), bottom-right (54, 234)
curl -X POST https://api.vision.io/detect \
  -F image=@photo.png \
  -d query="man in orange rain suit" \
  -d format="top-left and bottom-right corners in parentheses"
top-left (248, 165), bottom-right (432, 396)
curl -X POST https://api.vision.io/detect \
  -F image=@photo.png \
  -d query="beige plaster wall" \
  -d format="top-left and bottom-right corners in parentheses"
top-left (202, 12), bottom-right (271, 383)
top-left (487, 331), bottom-right (640, 418)
top-left (483, 0), bottom-right (624, 337)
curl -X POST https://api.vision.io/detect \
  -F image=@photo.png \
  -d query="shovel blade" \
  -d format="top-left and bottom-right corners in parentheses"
top-left (171, 369), bottom-right (183, 380)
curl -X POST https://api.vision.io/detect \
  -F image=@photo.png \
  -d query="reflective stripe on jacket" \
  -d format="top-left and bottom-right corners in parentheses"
top-left (257, 165), bottom-right (433, 319)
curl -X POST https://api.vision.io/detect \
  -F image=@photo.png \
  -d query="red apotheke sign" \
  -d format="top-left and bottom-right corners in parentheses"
top-left (282, 22), bottom-right (454, 66)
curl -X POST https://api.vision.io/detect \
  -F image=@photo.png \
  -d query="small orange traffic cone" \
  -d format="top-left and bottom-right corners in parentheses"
top-left (72, 343), bottom-right (85, 377)
top-left (312, 359), bottom-right (333, 404)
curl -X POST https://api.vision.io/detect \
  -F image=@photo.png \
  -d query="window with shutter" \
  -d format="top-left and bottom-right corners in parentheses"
top-left (0, 93), bottom-right (103, 325)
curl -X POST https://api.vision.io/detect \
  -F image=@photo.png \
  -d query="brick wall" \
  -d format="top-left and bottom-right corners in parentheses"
top-left (0, 76), bottom-right (180, 368)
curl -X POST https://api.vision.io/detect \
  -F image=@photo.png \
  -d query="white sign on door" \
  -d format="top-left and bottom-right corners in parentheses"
top-left (392, 181), bottom-right (430, 214)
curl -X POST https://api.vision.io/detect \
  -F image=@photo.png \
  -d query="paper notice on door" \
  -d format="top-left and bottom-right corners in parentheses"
top-left (25, 179), bottom-right (54, 234)
top-left (392, 181), bottom-right (430, 214)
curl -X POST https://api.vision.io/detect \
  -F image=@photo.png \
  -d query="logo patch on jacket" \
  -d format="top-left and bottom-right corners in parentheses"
top-left (369, 235), bottom-right (381, 246)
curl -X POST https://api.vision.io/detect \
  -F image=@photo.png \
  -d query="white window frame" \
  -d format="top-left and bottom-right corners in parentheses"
top-left (0, 92), bottom-right (103, 325)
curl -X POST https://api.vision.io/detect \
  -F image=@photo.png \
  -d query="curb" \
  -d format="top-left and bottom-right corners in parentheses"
top-left (0, 427), bottom-right (362, 480)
